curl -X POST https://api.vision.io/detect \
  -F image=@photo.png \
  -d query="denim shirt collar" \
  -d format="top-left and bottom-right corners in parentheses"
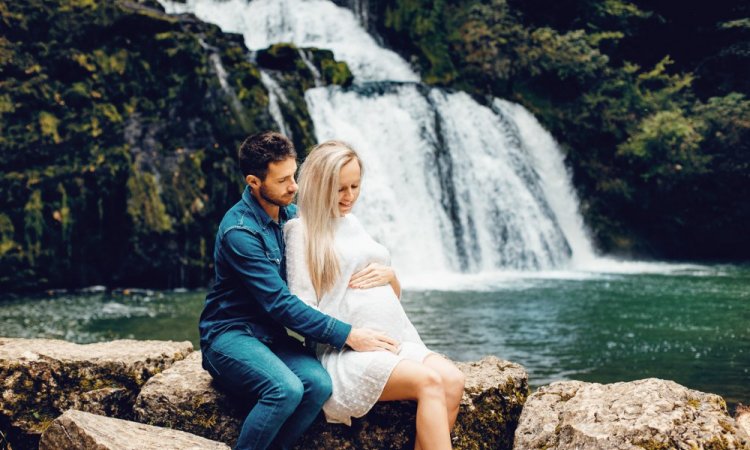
top-left (241, 186), bottom-right (293, 230)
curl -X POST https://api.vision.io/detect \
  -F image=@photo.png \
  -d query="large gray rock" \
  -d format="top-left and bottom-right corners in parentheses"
top-left (134, 353), bottom-right (529, 449)
top-left (39, 409), bottom-right (229, 450)
top-left (514, 378), bottom-right (750, 450)
top-left (0, 338), bottom-right (193, 449)
top-left (738, 405), bottom-right (750, 438)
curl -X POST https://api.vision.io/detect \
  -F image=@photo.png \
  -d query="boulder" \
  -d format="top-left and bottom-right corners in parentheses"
top-left (738, 405), bottom-right (750, 438)
top-left (134, 353), bottom-right (529, 449)
top-left (514, 378), bottom-right (750, 450)
top-left (0, 338), bottom-right (193, 449)
top-left (39, 409), bottom-right (229, 450)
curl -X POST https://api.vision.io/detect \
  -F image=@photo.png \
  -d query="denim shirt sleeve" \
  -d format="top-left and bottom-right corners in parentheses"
top-left (222, 227), bottom-right (352, 349)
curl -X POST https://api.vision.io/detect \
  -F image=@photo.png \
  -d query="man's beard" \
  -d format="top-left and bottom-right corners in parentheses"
top-left (259, 184), bottom-right (293, 207)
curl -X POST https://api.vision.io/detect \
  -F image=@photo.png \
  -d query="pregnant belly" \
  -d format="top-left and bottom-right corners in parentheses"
top-left (340, 286), bottom-right (406, 339)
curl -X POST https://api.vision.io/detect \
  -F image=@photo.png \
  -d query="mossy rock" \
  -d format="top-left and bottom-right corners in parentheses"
top-left (134, 353), bottom-right (528, 449)
top-left (514, 379), bottom-right (750, 450)
top-left (0, 338), bottom-right (193, 450)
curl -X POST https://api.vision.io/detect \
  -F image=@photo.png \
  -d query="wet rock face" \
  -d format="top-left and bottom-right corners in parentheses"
top-left (38, 409), bottom-right (229, 450)
top-left (0, 338), bottom-right (193, 449)
top-left (513, 379), bottom-right (750, 450)
top-left (134, 353), bottom-right (529, 450)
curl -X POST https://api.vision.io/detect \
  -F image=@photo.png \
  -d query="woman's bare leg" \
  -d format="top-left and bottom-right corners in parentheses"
top-left (423, 354), bottom-right (466, 429)
top-left (379, 360), bottom-right (452, 450)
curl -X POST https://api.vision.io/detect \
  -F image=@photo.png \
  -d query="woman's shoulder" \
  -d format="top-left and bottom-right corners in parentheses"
top-left (283, 217), bottom-right (304, 233)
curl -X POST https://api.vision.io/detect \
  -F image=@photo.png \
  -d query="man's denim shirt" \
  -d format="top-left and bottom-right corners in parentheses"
top-left (199, 186), bottom-right (352, 352)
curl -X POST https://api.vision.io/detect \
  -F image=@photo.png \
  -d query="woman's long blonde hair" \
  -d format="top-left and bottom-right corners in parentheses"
top-left (297, 140), bottom-right (363, 299)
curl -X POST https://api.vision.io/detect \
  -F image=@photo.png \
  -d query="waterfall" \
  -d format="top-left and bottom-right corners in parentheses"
top-left (160, 0), bottom-right (418, 83)
top-left (297, 49), bottom-right (323, 87)
top-left (259, 71), bottom-right (292, 138)
top-left (159, 0), bottom-right (599, 278)
top-left (491, 100), bottom-right (597, 266)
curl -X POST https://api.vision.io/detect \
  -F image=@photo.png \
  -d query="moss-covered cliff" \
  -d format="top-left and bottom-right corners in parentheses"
top-left (0, 0), bottom-right (350, 292)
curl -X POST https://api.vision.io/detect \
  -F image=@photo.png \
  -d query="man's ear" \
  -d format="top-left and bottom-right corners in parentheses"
top-left (246, 174), bottom-right (260, 190)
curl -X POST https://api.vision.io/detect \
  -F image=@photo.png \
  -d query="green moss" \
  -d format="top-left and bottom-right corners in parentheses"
top-left (704, 435), bottom-right (731, 450)
top-left (717, 419), bottom-right (734, 433)
top-left (256, 43), bottom-right (301, 71)
top-left (451, 380), bottom-right (528, 450)
top-left (92, 48), bottom-right (128, 75)
top-left (635, 439), bottom-right (674, 450)
top-left (72, 52), bottom-right (96, 72)
top-left (96, 103), bottom-right (123, 123)
top-left (320, 59), bottom-right (353, 87)
top-left (38, 111), bottom-right (61, 144)
top-left (0, 214), bottom-right (17, 256)
top-left (0, 94), bottom-right (15, 114)
top-left (23, 190), bottom-right (43, 265)
top-left (126, 170), bottom-right (173, 233)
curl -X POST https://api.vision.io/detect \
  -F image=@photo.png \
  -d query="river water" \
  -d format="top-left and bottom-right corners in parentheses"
top-left (2, 264), bottom-right (747, 408)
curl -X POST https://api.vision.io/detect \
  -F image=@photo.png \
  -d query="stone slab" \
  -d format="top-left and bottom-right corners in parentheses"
top-left (514, 378), bottom-right (750, 450)
top-left (39, 409), bottom-right (229, 450)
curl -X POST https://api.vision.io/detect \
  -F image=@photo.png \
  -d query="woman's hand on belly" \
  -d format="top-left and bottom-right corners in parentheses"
top-left (349, 263), bottom-right (401, 298)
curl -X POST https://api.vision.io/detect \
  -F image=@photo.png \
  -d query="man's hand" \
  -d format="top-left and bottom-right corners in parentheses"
top-left (349, 263), bottom-right (394, 289)
top-left (345, 327), bottom-right (400, 353)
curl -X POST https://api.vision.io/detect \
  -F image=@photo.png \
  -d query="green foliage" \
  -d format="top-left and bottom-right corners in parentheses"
top-left (0, 214), bottom-right (18, 257)
top-left (377, 0), bottom-right (749, 258)
top-left (384, 0), bottom-right (459, 84)
top-left (525, 28), bottom-right (610, 82)
top-left (38, 111), bottom-right (62, 144)
top-left (320, 59), bottom-right (353, 87)
top-left (617, 110), bottom-right (707, 181)
top-left (126, 170), bottom-right (172, 234)
top-left (23, 190), bottom-right (44, 266)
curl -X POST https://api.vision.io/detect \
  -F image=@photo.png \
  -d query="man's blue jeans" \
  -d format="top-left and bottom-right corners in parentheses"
top-left (202, 327), bottom-right (332, 450)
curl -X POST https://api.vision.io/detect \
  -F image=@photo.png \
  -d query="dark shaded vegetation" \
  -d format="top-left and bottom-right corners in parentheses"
top-left (372, 0), bottom-right (750, 258)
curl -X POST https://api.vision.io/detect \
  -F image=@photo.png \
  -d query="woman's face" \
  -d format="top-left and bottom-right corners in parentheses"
top-left (338, 158), bottom-right (361, 215)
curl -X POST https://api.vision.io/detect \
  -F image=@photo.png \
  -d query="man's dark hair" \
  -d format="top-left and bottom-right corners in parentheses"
top-left (238, 131), bottom-right (297, 180)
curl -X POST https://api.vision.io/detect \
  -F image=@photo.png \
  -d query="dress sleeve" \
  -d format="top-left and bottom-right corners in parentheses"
top-left (284, 218), bottom-right (320, 308)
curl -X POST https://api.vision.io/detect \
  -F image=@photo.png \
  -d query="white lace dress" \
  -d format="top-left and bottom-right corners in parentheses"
top-left (284, 214), bottom-right (432, 425)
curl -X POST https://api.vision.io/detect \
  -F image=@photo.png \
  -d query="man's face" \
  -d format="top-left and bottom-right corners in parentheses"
top-left (251, 157), bottom-right (298, 208)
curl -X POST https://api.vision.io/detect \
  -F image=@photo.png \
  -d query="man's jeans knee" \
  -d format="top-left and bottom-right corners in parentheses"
top-left (203, 329), bottom-right (332, 450)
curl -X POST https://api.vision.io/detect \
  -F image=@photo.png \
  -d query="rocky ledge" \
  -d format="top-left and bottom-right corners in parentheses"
top-left (738, 405), bottom-right (750, 437)
top-left (38, 409), bottom-right (229, 450)
top-left (133, 353), bottom-right (529, 449)
top-left (3, 337), bottom-right (748, 450)
top-left (513, 379), bottom-right (750, 450)
top-left (0, 338), bottom-right (193, 449)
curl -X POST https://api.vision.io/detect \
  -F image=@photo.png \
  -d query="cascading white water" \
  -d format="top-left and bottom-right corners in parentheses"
top-left (259, 71), bottom-right (292, 138)
top-left (159, 0), bottom-right (599, 278)
top-left (491, 100), bottom-right (598, 267)
top-left (160, 0), bottom-right (418, 82)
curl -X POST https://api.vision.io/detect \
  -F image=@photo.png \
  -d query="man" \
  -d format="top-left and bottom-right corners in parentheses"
top-left (199, 131), bottom-right (398, 450)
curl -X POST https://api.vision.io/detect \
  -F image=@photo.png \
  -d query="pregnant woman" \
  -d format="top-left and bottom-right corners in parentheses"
top-left (284, 140), bottom-right (465, 450)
